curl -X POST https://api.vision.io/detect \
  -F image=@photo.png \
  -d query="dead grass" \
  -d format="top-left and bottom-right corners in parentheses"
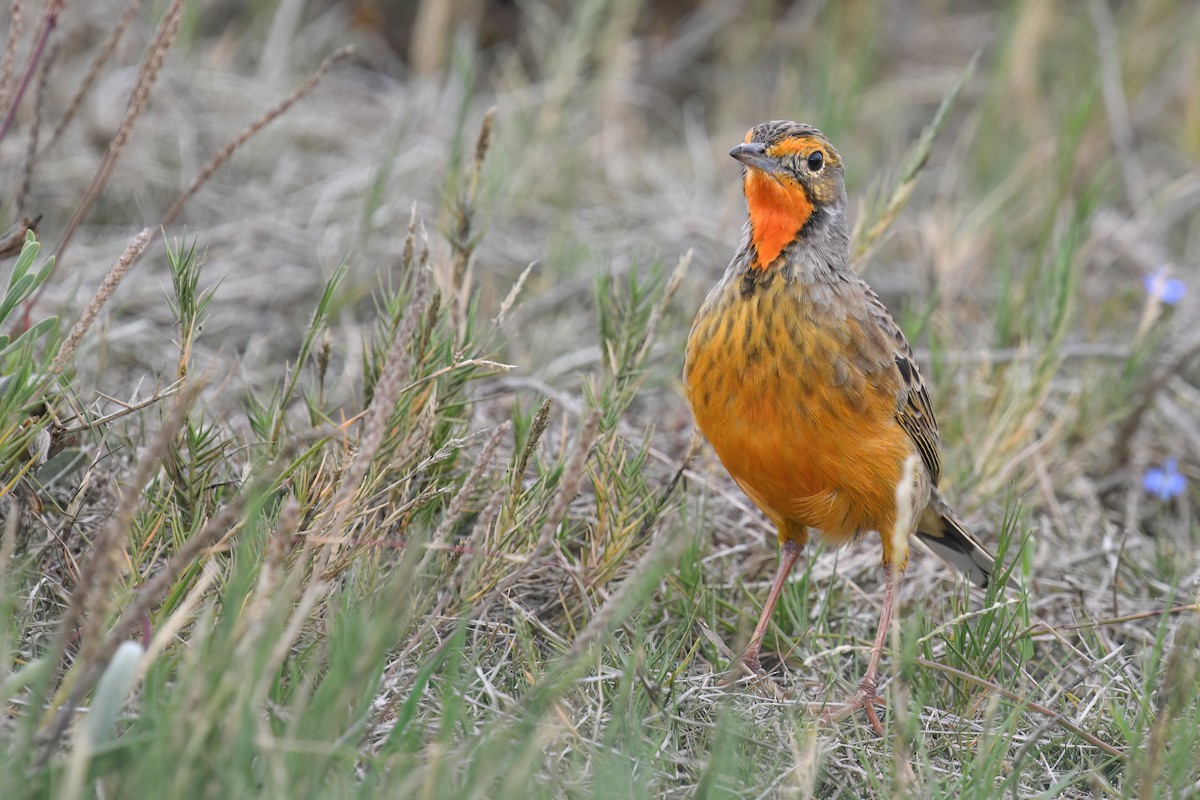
top-left (1, 1), bottom-right (1199, 798)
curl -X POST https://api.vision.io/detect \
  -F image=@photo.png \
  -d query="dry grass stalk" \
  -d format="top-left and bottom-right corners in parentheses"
top-left (48, 228), bottom-right (151, 376)
top-left (64, 380), bottom-right (204, 666)
top-left (39, 462), bottom-right (243, 763)
top-left (340, 274), bottom-right (429, 510)
top-left (412, 483), bottom-right (511, 639)
top-left (456, 486), bottom-right (507, 584)
top-left (559, 497), bottom-right (689, 665)
top-left (385, 428), bottom-right (487, 486)
top-left (1139, 627), bottom-right (1198, 798)
top-left (912, 657), bottom-right (1124, 759)
top-left (851, 49), bottom-right (980, 265)
top-left (158, 45), bottom-right (355, 231)
top-left (401, 202), bottom-right (417, 266)
top-left (533, 411), bottom-right (600, 553)
top-left (465, 499), bottom-right (699, 780)
top-left (311, 266), bottom-right (429, 583)
top-left (14, 39), bottom-right (54, 215)
top-left (513, 397), bottom-right (552, 490)
top-left (0, 0), bottom-right (21, 108)
top-left (474, 410), bottom-right (600, 614)
top-left (53, 0), bottom-right (184, 263)
top-left (1088, 0), bottom-right (1148, 208)
top-left (1108, 325), bottom-right (1200, 474)
top-left (133, 561), bottom-right (219, 684)
top-left (399, 426), bottom-right (511, 660)
top-left (58, 380), bottom-right (183, 435)
top-left (450, 106), bottom-right (497, 286)
top-left (398, 357), bottom-right (515, 397)
top-left (0, 0), bottom-right (59, 142)
top-left (35, 0), bottom-right (145, 164)
top-left (258, 0), bottom-right (309, 86)
top-left (0, 498), bottom-right (22, 605)
top-left (422, 421), bottom-right (511, 572)
top-left (234, 497), bottom-right (301, 659)
top-left (633, 249), bottom-right (691, 368)
top-left (33, 379), bottom-right (203, 765)
top-left (495, 260), bottom-right (534, 325)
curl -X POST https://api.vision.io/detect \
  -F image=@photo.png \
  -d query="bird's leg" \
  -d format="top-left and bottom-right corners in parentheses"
top-left (741, 539), bottom-right (802, 675)
top-left (822, 563), bottom-right (903, 735)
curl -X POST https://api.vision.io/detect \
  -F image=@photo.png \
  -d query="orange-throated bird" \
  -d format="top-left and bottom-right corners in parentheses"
top-left (684, 121), bottom-right (1000, 734)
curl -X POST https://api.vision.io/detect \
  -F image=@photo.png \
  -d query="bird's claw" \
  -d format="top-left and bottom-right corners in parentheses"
top-left (741, 654), bottom-right (765, 677)
top-left (820, 679), bottom-right (886, 736)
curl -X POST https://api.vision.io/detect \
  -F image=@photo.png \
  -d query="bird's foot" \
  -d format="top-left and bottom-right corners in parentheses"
top-left (820, 676), bottom-right (886, 736)
top-left (725, 653), bottom-right (788, 700)
top-left (741, 653), bottom-right (765, 677)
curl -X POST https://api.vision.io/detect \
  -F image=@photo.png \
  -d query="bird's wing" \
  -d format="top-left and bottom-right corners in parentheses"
top-left (915, 490), bottom-right (994, 587)
top-left (861, 285), bottom-right (942, 487)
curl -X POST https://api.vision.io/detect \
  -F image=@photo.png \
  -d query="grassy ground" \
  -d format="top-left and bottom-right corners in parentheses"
top-left (1, 1), bottom-right (1199, 797)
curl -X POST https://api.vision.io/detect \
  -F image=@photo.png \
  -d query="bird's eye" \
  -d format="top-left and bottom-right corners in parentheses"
top-left (807, 151), bottom-right (824, 171)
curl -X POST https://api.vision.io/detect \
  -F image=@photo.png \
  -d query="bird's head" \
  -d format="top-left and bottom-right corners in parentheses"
top-left (730, 121), bottom-right (846, 270)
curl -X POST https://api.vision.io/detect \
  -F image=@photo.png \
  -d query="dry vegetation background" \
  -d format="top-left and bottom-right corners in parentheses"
top-left (1, 0), bottom-right (1199, 798)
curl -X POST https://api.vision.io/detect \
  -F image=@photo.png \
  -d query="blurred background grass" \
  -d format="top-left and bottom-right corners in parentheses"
top-left (1, 0), bottom-right (1199, 797)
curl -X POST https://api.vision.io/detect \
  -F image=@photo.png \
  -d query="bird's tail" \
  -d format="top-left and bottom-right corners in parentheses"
top-left (915, 489), bottom-right (1010, 590)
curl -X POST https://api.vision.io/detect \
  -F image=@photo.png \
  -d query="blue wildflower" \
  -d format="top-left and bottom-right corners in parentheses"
top-left (1142, 458), bottom-right (1186, 501)
top-left (1143, 267), bottom-right (1185, 306)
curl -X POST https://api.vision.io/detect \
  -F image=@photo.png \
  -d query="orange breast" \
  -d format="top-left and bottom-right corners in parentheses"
top-left (684, 276), bottom-right (915, 546)
top-left (743, 171), bottom-right (813, 271)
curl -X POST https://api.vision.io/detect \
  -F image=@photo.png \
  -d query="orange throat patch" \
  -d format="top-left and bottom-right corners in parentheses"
top-left (744, 170), bottom-right (813, 271)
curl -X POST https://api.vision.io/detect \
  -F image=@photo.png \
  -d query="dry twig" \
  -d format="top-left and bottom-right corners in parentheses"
top-left (0, 0), bottom-right (59, 143)
top-left (52, 0), bottom-right (183, 263)
top-left (35, 0), bottom-right (145, 163)
top-left (158, 46), bottom-right (355, 231)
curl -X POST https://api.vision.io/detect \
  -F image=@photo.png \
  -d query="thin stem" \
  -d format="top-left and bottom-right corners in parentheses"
top-left (742, 539), bottom-right (802, 672)
top-left (0, 0), bottom-right (60, 143)
top-left (913, 657), bottom-right (1125, 760)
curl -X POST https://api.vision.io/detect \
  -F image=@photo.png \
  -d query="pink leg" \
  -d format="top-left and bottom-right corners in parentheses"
top-left (822, 564), bottom-right (903, 735)
top-left (742, 539), bottom-right (802, 674)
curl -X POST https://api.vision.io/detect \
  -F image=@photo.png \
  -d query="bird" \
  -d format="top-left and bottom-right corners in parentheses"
top-left (683, 120), bottom-right (1002, 734)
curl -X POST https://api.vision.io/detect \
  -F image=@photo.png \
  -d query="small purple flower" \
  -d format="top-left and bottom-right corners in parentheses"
top-left (1142, 458), bottom-right (1186, 501)
top-left (1143, 267), bottom-right (1186, 306)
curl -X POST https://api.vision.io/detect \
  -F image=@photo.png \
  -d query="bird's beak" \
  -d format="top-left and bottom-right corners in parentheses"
top-left (729, 142), bottom-right (783, 176)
